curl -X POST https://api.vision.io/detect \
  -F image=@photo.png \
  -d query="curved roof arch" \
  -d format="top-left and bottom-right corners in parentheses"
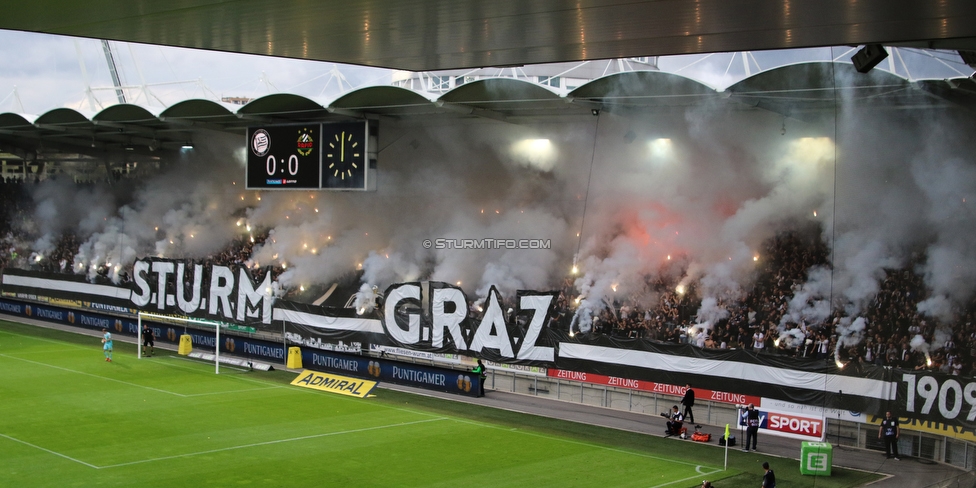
top-left (0, 112), bottom-right (36, 128)
top-left (160, 99), bottom-right (235, 119)
top-left (568, 71), bottom-right (719, 109)
top-left (330, 86), bottom-right (436, 116)
top-left (570, 71), bottom-right (717, 98)
top-left (34, 108), bottom-right (93, 126)
top-left (5, 57), bottom-right (975, 163)
top-left (727, 62), bottom-right (910, 96)
top-left (437, 78), bottom-right (568, 117)
top-left (238, 94), bottom-right (326, 118)
top-left (93, 103), bottom-right (161, 123)
top-left (440, 79), bottom-right (560, 106)
top-left (725, 61), bottom-right (923, 117)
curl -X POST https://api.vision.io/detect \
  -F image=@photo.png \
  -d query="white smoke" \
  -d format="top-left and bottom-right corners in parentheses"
top-left (353, 283), bottom-right (380, 314)
top-left (780, 266), bottom-right (833, 327)
top-left (834, 316), bottom-right (867, 359)
top-left (778, 327), bottom-right (807, 351)
top-left (696, 296), bottom-right (729, 326)
top-left (917, 295), bottom-right (954, 322)
top-left (361, 251), bottom-right (422, 288)
top-left (11, 66), bottom-right (976, 346)
top-left (909, 334), bottom-right (931, 366)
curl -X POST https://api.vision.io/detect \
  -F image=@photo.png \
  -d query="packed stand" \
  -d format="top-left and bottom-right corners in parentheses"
top-left (1, 178), bottom-right (974, 376)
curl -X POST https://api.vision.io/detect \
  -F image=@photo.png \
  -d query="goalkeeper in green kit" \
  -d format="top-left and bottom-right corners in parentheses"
top-left (101, 328), bottom-right (113, 362)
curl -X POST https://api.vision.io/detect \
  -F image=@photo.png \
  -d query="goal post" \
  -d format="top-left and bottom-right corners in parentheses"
top-left (137, 311), bottom-right (228, 374)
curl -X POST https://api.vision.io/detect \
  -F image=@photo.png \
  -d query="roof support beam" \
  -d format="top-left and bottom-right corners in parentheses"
top-left (434, 101), bottom-right (511, 123)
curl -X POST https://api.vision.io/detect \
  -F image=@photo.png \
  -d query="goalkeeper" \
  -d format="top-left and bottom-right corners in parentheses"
top-left (142, 324), bottom-right (155, 356)
top-left (101, 328), bottom-right (113, 362)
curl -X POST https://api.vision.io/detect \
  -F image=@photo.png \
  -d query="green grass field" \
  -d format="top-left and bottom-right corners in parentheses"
top-left (0, 319), bottom-right (881, 487)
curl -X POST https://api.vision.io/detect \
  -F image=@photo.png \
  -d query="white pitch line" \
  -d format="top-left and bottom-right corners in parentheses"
top-left (0, 348), bottom-right (81, 356)
top-left (0, 432), bottom-right (99, 469)
top-left (648, 467), bottom-right (722, 488)
top-left (0, 328), bottom-right (92, 350)
top-left (98, 417), bottom-right (447, 469)
top-left (183, 386), bottom-right (281, 397)
top-left (1, 354), bottom-right (278, 399)
top-left (0, 353), bottom-right (186, 397)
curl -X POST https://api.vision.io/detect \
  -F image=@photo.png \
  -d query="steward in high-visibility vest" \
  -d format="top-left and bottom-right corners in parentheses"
top-left (472, 359), bottom-right (487, 397)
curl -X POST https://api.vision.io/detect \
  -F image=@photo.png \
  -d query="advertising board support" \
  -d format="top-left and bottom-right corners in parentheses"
top-left (178, 334), bottom-right (193, 355)
top-left (287, 347), bottom-right (303, 369)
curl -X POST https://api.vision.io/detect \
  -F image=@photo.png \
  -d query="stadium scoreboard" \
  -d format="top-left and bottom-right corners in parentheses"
top-left (246, 122), bottom-right (374, 190)
top-left (246, 124), bottom-right (321, 189)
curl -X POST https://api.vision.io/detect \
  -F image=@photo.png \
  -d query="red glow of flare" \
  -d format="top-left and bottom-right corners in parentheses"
top-left (609, 203), bottom-right (691, 266)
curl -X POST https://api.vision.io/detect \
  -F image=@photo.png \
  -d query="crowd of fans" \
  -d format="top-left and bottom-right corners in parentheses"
top-left (2, 176), bottom-right (975, 377)
top-left (0, 178), bottom-right (32, 273)
top-left (545, 228), bottom-right (976, 377)
top-left (0, 177), bottom-right (284, 289)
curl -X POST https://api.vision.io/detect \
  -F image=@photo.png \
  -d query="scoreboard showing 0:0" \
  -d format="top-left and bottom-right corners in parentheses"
top-left (246, 124), bottom-right (321, 189)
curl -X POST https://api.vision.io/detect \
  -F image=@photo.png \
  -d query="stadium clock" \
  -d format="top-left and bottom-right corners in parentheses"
top-left (246, 124), bottom-right (322, 189)
top-left (321, 122), bottom-right (368, 190)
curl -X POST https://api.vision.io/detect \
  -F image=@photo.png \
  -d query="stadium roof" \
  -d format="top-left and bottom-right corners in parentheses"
top-left (1, 62), bottom-right (973, 162)
top-left (0, 1), bottom-right (975, 72)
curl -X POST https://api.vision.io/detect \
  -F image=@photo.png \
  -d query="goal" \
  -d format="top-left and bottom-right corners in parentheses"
top-left (137, 311), bottom-right (230, 374)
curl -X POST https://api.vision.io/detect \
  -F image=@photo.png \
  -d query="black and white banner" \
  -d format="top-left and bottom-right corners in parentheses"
top-left (3, 259), bottom-right (275, 326)
top-left (381, 282), bottom-right (560, 365)
top-left (4, 262), bottom-right (975, 432)
top-left (276, 300), bottom-right (384, 354)
top-left (896, 371), bottom-right (976, 435)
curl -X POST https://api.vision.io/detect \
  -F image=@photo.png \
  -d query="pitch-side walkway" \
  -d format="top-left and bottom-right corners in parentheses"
top-left (7, 315), bottom-right (973, 488)
top-left (378, 382), bottom-right (974, 488)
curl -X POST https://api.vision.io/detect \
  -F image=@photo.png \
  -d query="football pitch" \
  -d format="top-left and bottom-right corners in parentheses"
top-left (0, 320), bottom-right (880, 487)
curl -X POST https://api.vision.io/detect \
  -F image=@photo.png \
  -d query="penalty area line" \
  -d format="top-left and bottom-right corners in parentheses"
top-left (97, 417), bottom-right (448, 469)
top-left (0, 432), bottom-right (99, 469)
